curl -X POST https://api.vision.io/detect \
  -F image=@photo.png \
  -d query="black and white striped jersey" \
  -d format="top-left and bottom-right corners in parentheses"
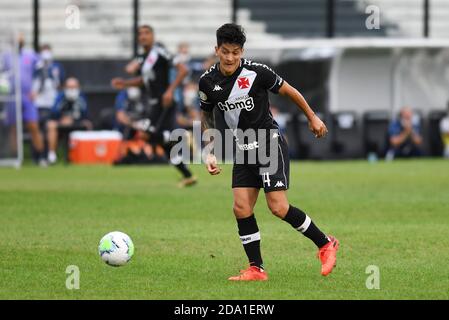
top-left (135, 44), bottom-right (175, 129)
top-left (136, 44), bottom-right (172, 101)
top-left (198, 59), bottom-right (284, 132)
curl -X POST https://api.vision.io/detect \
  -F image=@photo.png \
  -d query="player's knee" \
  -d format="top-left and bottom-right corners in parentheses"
top-left (47, 121), bottom-right (57, 131)
top-left (26, 122), bottom-right (39, 132)
top-left (268, 201), bottom-right (289, 218)
top-left (233, 202), bottom-right (252, 218)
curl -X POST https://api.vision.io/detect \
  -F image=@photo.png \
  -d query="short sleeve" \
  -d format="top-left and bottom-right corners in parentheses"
top-left (198, 76), bottom-right (214, 112)
top-left (257, 64), bottom-right (284, 94)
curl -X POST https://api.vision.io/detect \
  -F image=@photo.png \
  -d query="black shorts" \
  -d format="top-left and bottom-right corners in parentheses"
top-left (232, 137), bottom-right (290, 193)
top-left (149, 103), bottom-right (176, 131)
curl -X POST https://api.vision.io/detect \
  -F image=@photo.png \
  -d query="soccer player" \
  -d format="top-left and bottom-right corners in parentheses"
top-left (111, 25), bottom-right (196, 187)
top-left (199, 23), bottom-right (339, 281)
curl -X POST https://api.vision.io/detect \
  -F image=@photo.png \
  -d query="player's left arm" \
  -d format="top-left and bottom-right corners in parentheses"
top-left (162, 62), bottom-right (188, 108)
top-left (278, 82), bottom-right (328, 138)
top-left (111, 76), bottom-right (144, 90)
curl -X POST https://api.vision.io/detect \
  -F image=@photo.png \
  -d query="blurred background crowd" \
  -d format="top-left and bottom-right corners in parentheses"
top-left (1, 0), bottom-right (449, 167)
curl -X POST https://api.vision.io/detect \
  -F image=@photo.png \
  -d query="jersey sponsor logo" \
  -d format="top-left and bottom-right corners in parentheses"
top-left (236, 141), bottom-right (259, 151)
top-left (237, 77), bottom-right (250, 89)
top-left (217, 95), bottom-right (255, 112)
top-left (213, 85), bottom-right (223, 91)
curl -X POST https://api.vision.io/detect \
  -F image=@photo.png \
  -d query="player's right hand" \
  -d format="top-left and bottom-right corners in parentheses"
top-left (111, 77), bottom-right (126, 90)
top-left (205, 154), bottom-right (221, 175)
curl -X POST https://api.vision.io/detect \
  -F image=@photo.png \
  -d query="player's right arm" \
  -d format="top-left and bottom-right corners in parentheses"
top-left (201, 110), bottom-right (221, 175)
top-left (125, 59), bottom-right (141, 75)
top-left (199, 76), bottom-right (221, 175)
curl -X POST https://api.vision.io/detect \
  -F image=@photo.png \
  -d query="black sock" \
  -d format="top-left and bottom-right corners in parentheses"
top-left (283, 205), bottom-right (329, 248)
top-left (175, 163), bottom-right (192, 178)
top-left (162, 141), bottom-right (192, 178)
top-left (236, 214), bottom-right (264, 270)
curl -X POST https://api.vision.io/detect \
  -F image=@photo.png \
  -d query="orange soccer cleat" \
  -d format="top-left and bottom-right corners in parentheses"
top-left (318, 235), bottom-right (340, 276)
top-left (228, 266), bottom-right (268, 281)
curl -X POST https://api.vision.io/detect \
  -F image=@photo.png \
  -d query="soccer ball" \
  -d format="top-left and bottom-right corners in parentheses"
top-left (98, 231), bottom-right (134, 266)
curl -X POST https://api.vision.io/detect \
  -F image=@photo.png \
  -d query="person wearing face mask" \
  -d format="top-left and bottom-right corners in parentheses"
top-left (32, 44), bottom-right (65, 126)
top-left (114, 86), bottom-right (149, 137)
top-left (46, 77), bottom-right (92, 164)
top-left (386, 106), bottom-right (423, 160)
top-left (114, 86), bottom-right (167, 164)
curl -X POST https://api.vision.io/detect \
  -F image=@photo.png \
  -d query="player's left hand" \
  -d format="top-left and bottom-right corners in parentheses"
top-left (162, 89), bottom-right (174, 108)
top-left (308, 114), bottom-right (328, 138)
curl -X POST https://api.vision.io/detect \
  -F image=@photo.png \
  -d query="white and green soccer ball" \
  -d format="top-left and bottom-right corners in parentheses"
top-left (98, 231), bottom-right (134, 266)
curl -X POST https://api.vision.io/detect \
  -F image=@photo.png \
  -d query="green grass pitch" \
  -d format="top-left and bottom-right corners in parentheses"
top-left (0, 160), bottom-right (448, 299)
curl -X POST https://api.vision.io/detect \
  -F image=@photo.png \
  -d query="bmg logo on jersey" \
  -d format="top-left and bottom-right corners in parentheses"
top-left (218, 96), bottom-right (255, 112)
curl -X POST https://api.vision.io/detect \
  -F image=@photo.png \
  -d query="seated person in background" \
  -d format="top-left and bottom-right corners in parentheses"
top-left (440, 104), bottom-right (449, 158)
top-left (114, 86), bottom-right (148, 138)
top-left (47, 77), bottom-right (92, 164)
top-left (386, 107), bottom-right (423, 159)
top-left (114, 86), bottom-right (166, 164)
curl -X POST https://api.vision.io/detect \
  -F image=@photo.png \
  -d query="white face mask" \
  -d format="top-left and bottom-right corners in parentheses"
top-left (65, 88), bottom-right (80, 101)
top-left (41, 50), bottom-right (53, 62)
top-left (184, 90), bottom-right (197, 107)
top-left (127, 87), bottom-right (141, 101)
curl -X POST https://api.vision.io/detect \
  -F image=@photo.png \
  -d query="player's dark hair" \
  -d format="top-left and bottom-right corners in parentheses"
top-left (216, 23), bottom-right (246, 48)
top-left (139, 25), bottom-right (154, 33)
